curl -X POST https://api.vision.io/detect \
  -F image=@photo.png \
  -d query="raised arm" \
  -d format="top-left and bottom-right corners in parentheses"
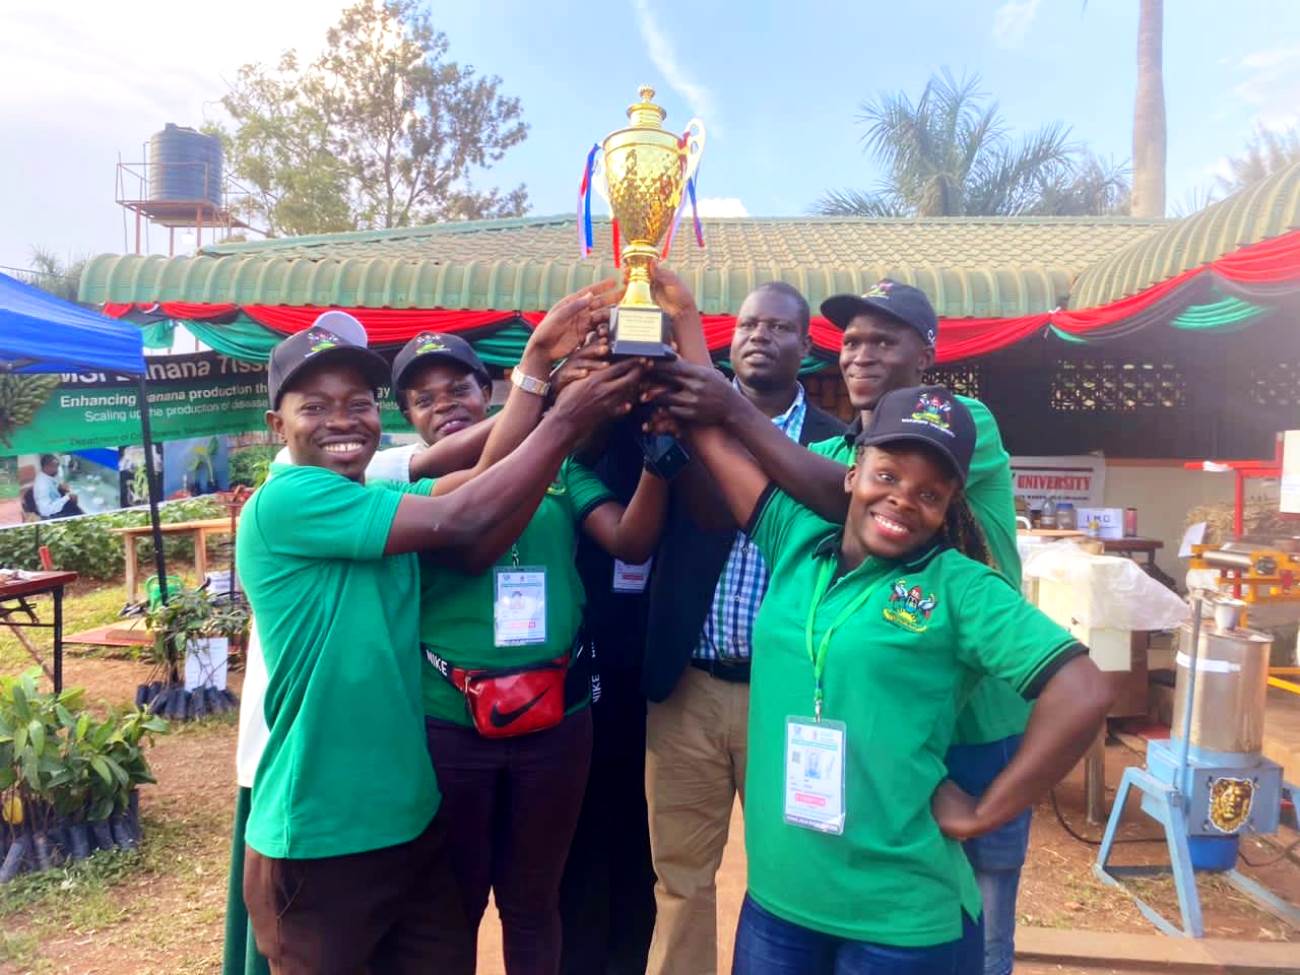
top-left (407, 414), bottom-right (498, 479)
top-left (646, 271), bottom-right (770, 528)
top-left (385, 359), bottom-right (644, 563)
top-left (648, 266), bottom-right (850, 523)
top-left (431, 280), bottom-right (619, 496)
top-left (581, 467), bottom-right (669, 564)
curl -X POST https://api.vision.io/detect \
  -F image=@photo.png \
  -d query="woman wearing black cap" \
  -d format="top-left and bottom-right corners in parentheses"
top-left (647, 279), bottom-right (1112, 975)
top-left (410, 325), bottom-right (670, 973)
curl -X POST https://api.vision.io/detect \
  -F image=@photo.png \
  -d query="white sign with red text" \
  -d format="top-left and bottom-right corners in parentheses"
top-left (1010, 455), bottom-right (1106, 508)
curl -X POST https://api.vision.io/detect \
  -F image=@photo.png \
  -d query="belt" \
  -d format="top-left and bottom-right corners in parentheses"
top-left (690, 657), bottom-right (751, 683)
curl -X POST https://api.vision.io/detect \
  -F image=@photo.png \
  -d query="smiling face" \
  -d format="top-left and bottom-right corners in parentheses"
top-left (841, 443), bottom-right (959, 567)
top-left (730, 288), bottom-right (810, 393)
top-left (400, 360), bottom-right (490, 444)
top-left (267, 363), bottom-right (381, 482)
top-left (839, 312), bottom-right (935, 412)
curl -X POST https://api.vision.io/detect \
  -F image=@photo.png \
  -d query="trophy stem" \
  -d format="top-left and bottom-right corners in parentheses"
top-left (622, 253), bottom-right (656, 308)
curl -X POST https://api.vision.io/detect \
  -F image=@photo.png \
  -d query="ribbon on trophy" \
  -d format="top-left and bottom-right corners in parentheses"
top-left (661, 129), bottom-right (705, 259)
top-left (577, 142), bottom-right (600, 258)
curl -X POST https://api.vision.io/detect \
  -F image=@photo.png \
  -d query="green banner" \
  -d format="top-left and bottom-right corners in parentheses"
top-left (0, 351), bottom-right (412, 456)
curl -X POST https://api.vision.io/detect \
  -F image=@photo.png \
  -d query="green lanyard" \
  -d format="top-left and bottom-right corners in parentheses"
top-left (803, 556), bottom-right (886, 722)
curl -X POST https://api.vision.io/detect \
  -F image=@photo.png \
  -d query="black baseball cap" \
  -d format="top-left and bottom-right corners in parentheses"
top-left (821, 280), bottom-right (939, 346)
top-left (391, 332), bottom-right (492, 400)
top-left (854, 385), bottom-right (974, 483)
top-left (267, 326), bottom-right (390, 408)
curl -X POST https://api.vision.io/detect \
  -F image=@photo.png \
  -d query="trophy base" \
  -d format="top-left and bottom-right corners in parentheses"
top-left (610, 305), bottom-right (673, 359)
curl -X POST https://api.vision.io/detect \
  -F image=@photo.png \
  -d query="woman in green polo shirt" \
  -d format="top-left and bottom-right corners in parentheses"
top-left (648, 284), bottom-right (1111, 973)
top-left (677, 382), bottom-right (1112, 973)
top-left (417, 353), bottom-right (668, 973)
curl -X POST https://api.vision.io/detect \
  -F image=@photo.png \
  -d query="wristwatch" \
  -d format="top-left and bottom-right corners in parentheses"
top-left (510, 367), bottom-right (551, 397)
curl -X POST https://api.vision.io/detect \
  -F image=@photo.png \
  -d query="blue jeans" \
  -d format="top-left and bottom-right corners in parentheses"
top-left (733, 896), bottom-right (982, 975)
top-left (945, 735), bottom-right (1029, 975)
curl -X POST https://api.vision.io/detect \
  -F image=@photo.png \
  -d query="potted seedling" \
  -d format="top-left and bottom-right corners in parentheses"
top-left (143, 584), bottom-right (246, 720)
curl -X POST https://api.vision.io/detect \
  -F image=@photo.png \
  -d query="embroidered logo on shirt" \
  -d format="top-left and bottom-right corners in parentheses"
top-left (883, 579), bottom-right (937, 633)
top-left (546, 481), bottom-right (567, 496)
top-left (907, 392), bottom-right (952, 433)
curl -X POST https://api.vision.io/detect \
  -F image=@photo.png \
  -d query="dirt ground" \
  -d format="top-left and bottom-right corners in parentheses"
top-left (2, 651), bottom-right (1297, 974)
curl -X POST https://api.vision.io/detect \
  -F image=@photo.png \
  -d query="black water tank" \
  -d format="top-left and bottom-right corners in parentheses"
top-left (148, 123), bottom-right (222, 206)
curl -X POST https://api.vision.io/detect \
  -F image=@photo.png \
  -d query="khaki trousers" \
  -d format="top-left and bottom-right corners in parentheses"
top-left (645, 666), bottom-right (749, 975)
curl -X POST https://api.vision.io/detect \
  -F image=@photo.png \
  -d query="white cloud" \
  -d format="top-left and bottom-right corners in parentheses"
top-left (630, 0), bottom-right (716, 129)
top-left (1231, 44), bottom-right (1300, 131)
top-left (991, 0), bottom-right (1040, 50)
top-left (694, 197), bottom-right (748, 218)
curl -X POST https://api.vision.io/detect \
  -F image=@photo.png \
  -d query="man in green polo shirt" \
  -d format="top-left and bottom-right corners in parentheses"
top-left (650, 275), bottom-right (1033, 975)
top-left (237, 282), bottom-right (643, 974)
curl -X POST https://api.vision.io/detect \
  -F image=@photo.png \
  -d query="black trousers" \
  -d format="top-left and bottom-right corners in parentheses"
top-left (559, 665), bottom-right (657, 975)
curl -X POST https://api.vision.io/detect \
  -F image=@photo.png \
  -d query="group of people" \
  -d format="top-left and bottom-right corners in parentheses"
top-left (224, 269), bottom-right (1113, 975)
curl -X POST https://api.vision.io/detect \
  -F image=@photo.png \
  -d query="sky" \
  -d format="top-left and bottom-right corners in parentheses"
top-left (3, 0), bottom-right (1299, 275)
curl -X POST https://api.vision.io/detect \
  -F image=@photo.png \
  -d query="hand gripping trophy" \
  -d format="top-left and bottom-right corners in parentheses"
top-left (578, 86), bottom-right (706, 357)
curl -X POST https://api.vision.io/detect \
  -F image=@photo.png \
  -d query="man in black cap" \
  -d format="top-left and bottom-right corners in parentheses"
top-left (233, 282), bottom-right (645, 975)
top-left (651, 276), bottom-right (1029, 975)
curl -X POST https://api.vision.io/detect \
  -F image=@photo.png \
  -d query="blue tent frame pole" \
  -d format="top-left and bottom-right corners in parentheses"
top-left (132, 376), bottom-right (172, 668)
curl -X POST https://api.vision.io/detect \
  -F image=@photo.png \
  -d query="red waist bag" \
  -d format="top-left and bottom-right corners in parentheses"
top-left (425, 647), bottom-right (567, 739)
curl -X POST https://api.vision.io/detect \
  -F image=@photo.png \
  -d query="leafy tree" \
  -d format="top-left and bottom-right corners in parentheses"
top-left (812, 71), bottom-right (1125, 217)
top-left (1216, 126), bottom-right (1300, 195)
top-left (20, 249), bottom-right (87, 303)
top-left (216, 0), bottom-right (529, 235)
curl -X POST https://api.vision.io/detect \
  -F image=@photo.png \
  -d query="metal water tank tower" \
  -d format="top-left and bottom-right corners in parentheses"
top-left (148, 124), bottom-right (223, 207)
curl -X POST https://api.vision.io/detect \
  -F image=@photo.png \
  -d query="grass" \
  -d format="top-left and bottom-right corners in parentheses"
top-left (0, 580), bottom-right (135, 675)
top-left (0, 717), bottom-right (238, 974)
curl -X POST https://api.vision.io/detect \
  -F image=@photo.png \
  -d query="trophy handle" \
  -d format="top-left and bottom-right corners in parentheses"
top-left (682, 119), bottom-right (706, 183)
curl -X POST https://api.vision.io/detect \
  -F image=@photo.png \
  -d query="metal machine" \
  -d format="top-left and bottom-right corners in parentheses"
top-left (1095, 599), bottom-right (1300, 936)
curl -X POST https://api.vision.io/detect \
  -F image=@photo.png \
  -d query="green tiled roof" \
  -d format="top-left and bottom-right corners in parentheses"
top-left (1071, 161), bottom-right (1300, 308)
top-left (80, 215), bottom-right (1166, 318)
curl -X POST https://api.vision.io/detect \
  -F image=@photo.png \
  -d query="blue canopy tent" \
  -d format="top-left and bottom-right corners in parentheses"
top-left (0, 272), bottom-right (170, 689)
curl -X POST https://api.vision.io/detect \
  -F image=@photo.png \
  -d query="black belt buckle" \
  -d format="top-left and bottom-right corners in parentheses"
top-left (690, 657), bottom-right (750, 684)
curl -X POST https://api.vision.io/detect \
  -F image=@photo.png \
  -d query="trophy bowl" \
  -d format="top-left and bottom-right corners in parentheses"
top-left (596, 86), bottom-right (705, 358)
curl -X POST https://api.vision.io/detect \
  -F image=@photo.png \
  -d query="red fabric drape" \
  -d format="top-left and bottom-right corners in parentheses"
top-left (97, 228), bottom-right (1300, 361)
top-left (1210, 228), bottom-right (1300, 283)
top-left (244, 306), bottom-right (520, 343)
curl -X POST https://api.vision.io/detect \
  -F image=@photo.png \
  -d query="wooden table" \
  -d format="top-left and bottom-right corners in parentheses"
top-left (0, 570), bottom-right (79, 692)
top-left (113, 518), bottom-right (237, 603)
top-left (1102, 536), bottom-right (1177, 589)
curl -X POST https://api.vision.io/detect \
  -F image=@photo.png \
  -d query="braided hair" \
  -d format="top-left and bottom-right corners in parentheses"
top-left (942, 492), bottom-right (994, 569)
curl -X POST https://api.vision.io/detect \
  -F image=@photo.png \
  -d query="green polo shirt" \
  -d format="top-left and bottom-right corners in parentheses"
top-left (743, 488), bottom-right (1079, 945)
top-left (421, 457), bottom-right (615, 725)
top-left (809, 394), bottom-right (1028, 744)
top-left (237, 464), bottom-right (439, 859)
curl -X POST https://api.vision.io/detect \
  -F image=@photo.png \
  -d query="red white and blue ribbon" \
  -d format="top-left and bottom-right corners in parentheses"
top-left (662, 134), bottom-right (704, 259)
top-left (577, 143), bottom-right (599, 258)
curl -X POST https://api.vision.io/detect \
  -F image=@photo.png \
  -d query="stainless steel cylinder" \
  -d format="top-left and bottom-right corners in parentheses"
top-left (1171, 622), bottom-right (1273, 755)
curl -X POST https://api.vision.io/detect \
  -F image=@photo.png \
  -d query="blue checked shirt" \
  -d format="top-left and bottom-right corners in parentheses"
top-left (694, 383), bottom-right (807, 662)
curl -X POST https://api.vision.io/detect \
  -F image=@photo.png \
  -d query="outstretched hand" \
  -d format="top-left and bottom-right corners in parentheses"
top-left (527, 278), bottom-right (623, 365)
top-left (550, 326), bottom-right (612, 402)
top-left (551, 358), bottom-right (645, 435)
top-left (645, 357), bottom-right (737, 427)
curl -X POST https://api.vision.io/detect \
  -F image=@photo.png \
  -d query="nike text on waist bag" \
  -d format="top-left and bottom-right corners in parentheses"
top-left (425, 647), bottom-right (568, 738)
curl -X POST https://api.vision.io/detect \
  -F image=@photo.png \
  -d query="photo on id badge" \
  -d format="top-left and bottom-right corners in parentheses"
top-left (494, 567), bottom-right (547, 647)
top-left (784, 717), bottom-right (846, 835)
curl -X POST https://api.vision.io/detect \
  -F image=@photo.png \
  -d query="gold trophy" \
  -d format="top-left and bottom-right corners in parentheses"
top-left (596, 86), bottom-right (706, 358)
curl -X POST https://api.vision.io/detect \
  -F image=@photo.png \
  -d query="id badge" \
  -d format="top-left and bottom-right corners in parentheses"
top-left (494, 566), bottom-right (547, 647)
top-left (784, 716), bottom-right (847, 835)
top-left (612, 557), bottom-right (653, 594)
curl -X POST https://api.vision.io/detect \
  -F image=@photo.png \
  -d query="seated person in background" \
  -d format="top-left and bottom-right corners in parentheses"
top-left (34, 453), bottom-right (83, 519)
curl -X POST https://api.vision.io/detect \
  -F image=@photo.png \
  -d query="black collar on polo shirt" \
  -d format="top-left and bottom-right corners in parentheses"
top-left (812, 532), bottom-right (949, 572)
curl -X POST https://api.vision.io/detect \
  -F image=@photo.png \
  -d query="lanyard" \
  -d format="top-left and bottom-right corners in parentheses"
top-left (803, 556), bottom-right (886, 722)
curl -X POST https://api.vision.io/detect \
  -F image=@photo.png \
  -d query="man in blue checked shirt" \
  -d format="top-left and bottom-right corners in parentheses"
top-left (641, 282), bottom-right (845, 975)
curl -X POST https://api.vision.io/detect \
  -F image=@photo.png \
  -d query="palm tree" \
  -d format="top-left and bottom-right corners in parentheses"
top-left (812, 71), bottom-right (1082, 217)
top-left (1130, 0), bottom-right (1166, 217)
